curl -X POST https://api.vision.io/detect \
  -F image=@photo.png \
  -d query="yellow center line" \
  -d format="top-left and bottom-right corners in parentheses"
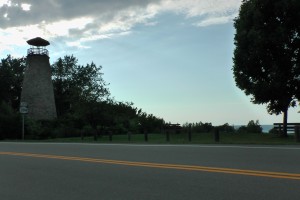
top-left (1, 151), bottom-right (300, 180)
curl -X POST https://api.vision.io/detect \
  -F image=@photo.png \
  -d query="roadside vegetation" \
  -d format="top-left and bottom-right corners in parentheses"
top-left (0, 55), bottom-right (298, 144)
top-left (0, 55), bottom-right (164, 140)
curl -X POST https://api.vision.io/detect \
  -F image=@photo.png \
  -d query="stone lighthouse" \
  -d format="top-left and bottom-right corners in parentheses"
top-left (20, 37), bottom-right (57, 120)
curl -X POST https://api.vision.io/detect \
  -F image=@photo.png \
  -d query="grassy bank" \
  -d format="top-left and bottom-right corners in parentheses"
top-left (20, 132), bottom-right (299, 145)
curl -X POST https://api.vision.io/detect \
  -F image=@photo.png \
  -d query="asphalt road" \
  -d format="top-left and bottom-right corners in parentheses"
top-left (0, 142), bottom-right (300, 200)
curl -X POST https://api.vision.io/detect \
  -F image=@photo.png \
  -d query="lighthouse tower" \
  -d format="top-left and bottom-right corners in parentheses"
top-left (21, 37), bottom-right (57, 120)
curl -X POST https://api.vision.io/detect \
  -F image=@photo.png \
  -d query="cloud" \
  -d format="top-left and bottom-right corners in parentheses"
top-left (156, 0), bottom-right (241, 27)
top-left (20, 3), bottom-right (31, 11)
top-left (0, 0), bottom-right (11, 7)
top-left (195, 14), bottom-right (237, 27)
top-left (0, 0), bottom-right (160, 28)
top-left (0, 0), bottom-right (242, 53)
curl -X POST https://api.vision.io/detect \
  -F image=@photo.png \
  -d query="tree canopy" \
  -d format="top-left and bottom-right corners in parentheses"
top-left (0, 55), bottom-right (26, 111)
top-left (233, 0), bottom-right (300, 136)
top-left (51, 55), bottom-right (110, 117)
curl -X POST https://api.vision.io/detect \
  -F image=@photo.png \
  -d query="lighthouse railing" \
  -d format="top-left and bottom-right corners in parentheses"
top-left (27, 47), bottom-right (49, 57)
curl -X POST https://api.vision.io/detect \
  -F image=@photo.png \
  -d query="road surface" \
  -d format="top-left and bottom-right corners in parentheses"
top-left (0, 142), bottom-right (299, 200)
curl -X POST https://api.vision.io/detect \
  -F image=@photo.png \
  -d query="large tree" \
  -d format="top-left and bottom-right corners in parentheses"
top-left (233, 0), bottom-right (300, 137)
top-left (51, 55), bottom-right (110, 116)
top-left (0, 55), bottom-right (26, 111)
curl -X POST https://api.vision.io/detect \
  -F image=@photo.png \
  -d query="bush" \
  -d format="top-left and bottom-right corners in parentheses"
top-left (0, 101), bottom-right (22, 139)
top-left (247, 120), bottom-right (262, 133)
top-left (218, 123), bottom-right (235, 133)
top-left (25, 119), bottom-right (67, 139)
top-left (237, 120), bottom-right (262, 134)
top-left (269, 128), bottom-right (280, 134)
top-left (25, 119), bottom-right (55, 139)
top-left (186, 122), bottom-right (213, 133)
top-left (237, 125), bottom-right (248, 133)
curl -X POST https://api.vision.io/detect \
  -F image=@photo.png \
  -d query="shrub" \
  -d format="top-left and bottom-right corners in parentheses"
top-left (246, 120), bottom-right (262, 133)
top-left (237, 120), bottom-right (262, 134)
top-left (0, 101), bottom-right (21, 139)
top-left (218, 123), bottom-right (235, 133)
top-left (237, 125), bottom-right (248, 133)
top-left (269, 128), bottom-right (280, 134)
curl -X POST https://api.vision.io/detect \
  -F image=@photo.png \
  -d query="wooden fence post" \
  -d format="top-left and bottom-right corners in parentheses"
top-left (166, 129), bottom-right (170, 142)
top-left (109, 131), bottom-right (112, 142)
top-left (144, 130), bottom-right (148, 142)
top-left (295, 126), bottom-right (300, 143)
top-left (188, 124), bottom-right (192, 142)
top-left (128, 131), bottom-right (131, 142)
top-left (214, 128), bottom-right (220, 142)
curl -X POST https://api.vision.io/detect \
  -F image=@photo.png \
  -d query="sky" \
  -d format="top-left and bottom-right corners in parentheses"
top-left (1, 0), bottom-right (299, 126)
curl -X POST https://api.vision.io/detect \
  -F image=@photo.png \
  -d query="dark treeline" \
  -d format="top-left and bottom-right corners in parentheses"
top-left (182, 120), bottom-right (263, 134)
top-left (0, 55), bottom-right (164, 139)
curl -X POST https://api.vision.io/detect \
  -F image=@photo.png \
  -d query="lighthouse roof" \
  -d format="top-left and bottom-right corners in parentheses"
top-left (27, 37), bottom-right (50, 46)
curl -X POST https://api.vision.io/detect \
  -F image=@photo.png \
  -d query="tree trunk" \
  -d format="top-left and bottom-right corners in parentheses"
top-left (282, 108), bottom-right (288, 137)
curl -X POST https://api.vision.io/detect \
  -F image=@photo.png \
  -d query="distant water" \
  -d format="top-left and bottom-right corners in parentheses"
top-left (234, 125), bottom-right (273, 133)
top-left (261, 125), bottom-right (274, 133)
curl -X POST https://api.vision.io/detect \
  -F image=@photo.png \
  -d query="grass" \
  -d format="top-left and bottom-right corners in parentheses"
top-left (22, 132), bottom-right (300, 145)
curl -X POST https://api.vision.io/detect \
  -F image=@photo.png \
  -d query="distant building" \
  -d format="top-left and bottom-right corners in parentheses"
top-left (20, 37), bottom-right (57, 120)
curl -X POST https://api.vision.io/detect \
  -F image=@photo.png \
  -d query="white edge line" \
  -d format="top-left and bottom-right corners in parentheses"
top-left (1, 142), bottom-right (300, 150)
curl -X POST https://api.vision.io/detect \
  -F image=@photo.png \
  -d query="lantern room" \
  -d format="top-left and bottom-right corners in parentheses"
top-left (27, 37), bottom-right (50, 57)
